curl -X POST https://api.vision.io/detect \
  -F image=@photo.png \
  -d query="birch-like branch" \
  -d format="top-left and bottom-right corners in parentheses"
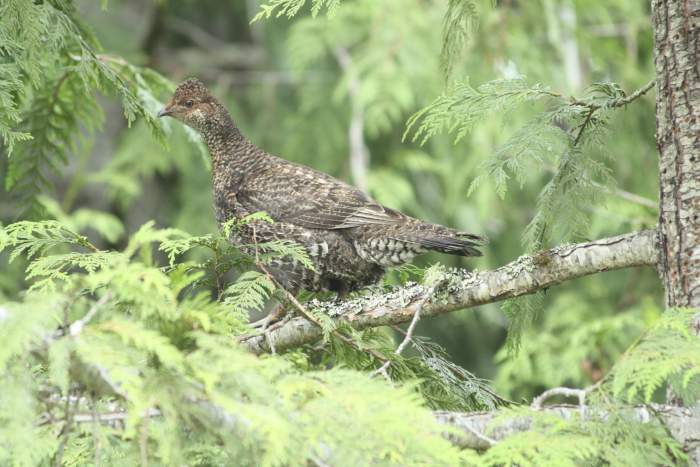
top-left (435, 402), bottom-right (700, 451)
top-left (244, 228), bottom-right (659, 355)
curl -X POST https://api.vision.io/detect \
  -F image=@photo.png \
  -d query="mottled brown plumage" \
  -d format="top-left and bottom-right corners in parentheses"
top-left (159, 79), bottom-right (487, 301)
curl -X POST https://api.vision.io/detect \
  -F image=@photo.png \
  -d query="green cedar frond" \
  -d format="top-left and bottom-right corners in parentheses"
top-left (410, 335), bottom-right (504, 411)
top-left (95, 317), bottom-right (186, 373)
top-left (439, 0), bottom-right (479, 86)
top-left (251, 239), bottom-right (315, 270)
top-left (609, 307), bottom-right (700, 404)
top-left (252, 0), bottom-right (341, 21)
top-left (0, 64), bottom-right (32, 154)
top-left (122, 221), bottom-right (188, 260)
top-left (468, 109), bottom-right (568, 199)
top-left (502, 291), bottom-right (543, 358)
top-left (1, 220), bottom-right (99, 261)
top-left (522, 112), bottom-right (615, 251)
top-left (221, 271), bottom-right (277, 313)
top-left (223, 211), bottom-right (274, 236)
top-left (405, 76), bottom-right (546, 145)
top-left (7, 72), bottom-right (103, 219)
top-left (0, 292), bottom-right (69, 367)
top-left (38, 195), bottom-right (126, 244)
top-left (160, 234), bottom-right (220, 267)
top-left (416, 79), bottom-right (623, 348)
top-left (47, 337), bottom-right (72, 392)
top-left (26, 251), bottom-right (120, 292)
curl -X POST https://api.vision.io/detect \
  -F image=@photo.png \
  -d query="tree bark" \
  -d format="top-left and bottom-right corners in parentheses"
top-left (653, 1), bottom-right (700, 462)
top-left (243, 229), bottom-right (658, 355)
top-left (654, 0), bottom-right (700, 310)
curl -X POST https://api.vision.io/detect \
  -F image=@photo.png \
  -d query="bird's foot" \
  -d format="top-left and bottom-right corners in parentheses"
top-left (249, 300), bottom-right (290, 330)
top-left (333, 282), bottom-right (351, 304)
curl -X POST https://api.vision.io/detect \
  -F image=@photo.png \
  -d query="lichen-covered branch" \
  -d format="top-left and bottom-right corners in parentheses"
top-left (434, 402), bottom-right (700, 452)
top-left (244, 229), bottom-right (659, 355)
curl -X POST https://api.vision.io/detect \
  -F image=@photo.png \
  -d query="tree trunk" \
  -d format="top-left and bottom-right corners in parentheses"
top-left (654, 0), bottom-right (700, 310)
top-left (653, 0), bottom-right (700, 462)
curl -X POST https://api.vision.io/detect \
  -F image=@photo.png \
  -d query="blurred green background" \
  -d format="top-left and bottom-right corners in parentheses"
top-left (0, 0), bottom-right (661, 402)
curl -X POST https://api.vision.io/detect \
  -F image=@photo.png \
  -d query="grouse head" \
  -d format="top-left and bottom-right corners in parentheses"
top-left (157, 79), bottom-right (228, 134)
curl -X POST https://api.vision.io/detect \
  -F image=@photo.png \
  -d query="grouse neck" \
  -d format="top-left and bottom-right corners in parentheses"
top-left (201, 111), bottom-right (256, 172)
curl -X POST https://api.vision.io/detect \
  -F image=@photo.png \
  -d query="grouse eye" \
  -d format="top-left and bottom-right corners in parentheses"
top-left (185, 99), bottom-right (194, 108)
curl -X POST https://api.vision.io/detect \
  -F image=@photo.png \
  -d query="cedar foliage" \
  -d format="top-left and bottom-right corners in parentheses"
top-left (0, 0), bottom-right (695, 466)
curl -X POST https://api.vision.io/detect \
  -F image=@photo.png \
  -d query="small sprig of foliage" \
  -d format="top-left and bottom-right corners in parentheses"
top-left (439, 0), bottom-right (480, 86)
top-left (252, 0), bottom-right (342, 21)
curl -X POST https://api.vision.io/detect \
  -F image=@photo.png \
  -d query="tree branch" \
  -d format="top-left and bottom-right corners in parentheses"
top-left (434, 402), bottom-right (700, 451)
top-left (543, 79), bottom-right (655, 110)
top-left (243, 229), bottom-right (659, 355)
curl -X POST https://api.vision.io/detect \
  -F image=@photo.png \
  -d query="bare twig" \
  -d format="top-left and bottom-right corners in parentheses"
top-left (368, 278), bottom-right (447, 379)
top-left (531, 387), bottom-right (587, 410)
top-left (92, 395), bottom-right (100, 467)
top-left (70, 291), bottom-right (113, 337)
top-left (55, 392), bottom-right (80, 467)
top-left (390, 325), bottom-right (514, 406)
top-left (264, 327), bottom-right (277, 355)
top-left (573, 106), bottom-right (595, 147)
top-left (397, 278), bottom-right (446, 355)
top-left (541, 164), bottom-right (658, 210)
top-left (462, 422), bottom-right (498, 447)
top-left (141, 410), bottom-right (150, 467)
top-left (35, 409), bottom-right (163, 427)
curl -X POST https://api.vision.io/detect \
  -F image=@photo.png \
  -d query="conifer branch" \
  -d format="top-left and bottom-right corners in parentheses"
top-left (542, 79), bottom-right (655, 110)
top-left (243, 229), bottom-right (659, 355)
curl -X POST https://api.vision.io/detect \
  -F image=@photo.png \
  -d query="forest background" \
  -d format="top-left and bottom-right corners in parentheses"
top-left (1, 0), bottom-right (685, 464)
top-left (0, 0), bottom-right (660, 400)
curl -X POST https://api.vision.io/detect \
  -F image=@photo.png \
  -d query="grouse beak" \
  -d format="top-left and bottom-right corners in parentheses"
top-left (157, 108), bottom-right (173, 118)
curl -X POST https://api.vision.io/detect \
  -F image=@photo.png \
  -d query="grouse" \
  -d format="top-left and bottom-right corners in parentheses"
top-left (158, 79), bottom-right (486, 321)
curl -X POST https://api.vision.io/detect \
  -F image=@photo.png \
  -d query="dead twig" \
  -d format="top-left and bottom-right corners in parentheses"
top-left (368, 278), bottom-right (447, 380)
top-left (531, 387), bottom-right (586, 411)
top-left (70, 291), bottom-right (113, 337)
top-left (390, 325), bottom-right (514, 407)
top-left (462, 422), bottom-right (498, 447)
top-left (140, 409), bottom-right (150, 467)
